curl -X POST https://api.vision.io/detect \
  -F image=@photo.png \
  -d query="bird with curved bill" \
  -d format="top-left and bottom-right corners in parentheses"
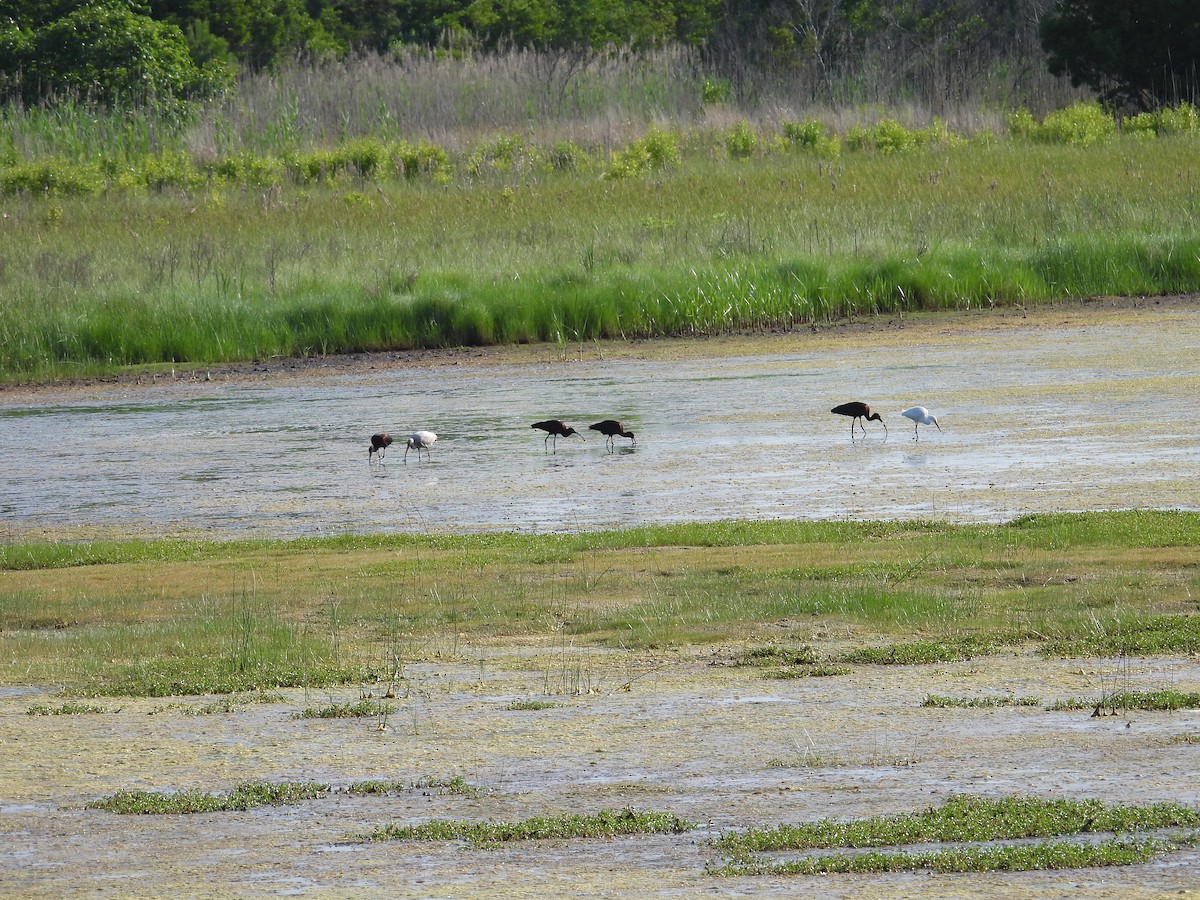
top-left (830, 401), bottom-right (887, 438)
top-left (405, 431), bottom-right (437, 462)
top-left (589, 419), bottom-right (635, 451)
top-left (368, 433), bottom-right (393, 461)
top-left (531, 420), bottom-right (581, 451)
top-left (901, 407), bottom-right (940, 440)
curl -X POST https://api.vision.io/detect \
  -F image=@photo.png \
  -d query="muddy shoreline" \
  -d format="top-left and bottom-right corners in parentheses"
top-left (4, 293), bottom-right (1196, 402)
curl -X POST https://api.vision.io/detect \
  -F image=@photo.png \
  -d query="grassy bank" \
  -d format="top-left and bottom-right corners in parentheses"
top-left (2, 511), bottom-right (1197, 695)
top-left (2, 102), bottom-right (1200, 380)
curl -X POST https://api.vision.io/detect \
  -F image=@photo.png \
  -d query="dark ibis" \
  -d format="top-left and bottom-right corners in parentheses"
top-left (368, 433), bottom-right (393, 461)
top-left (830, 401), bottom-right (887, 438)
top-left (531, 420), bottom-right (580, 451)
top-left (589, 419), bottom-right (635, 450)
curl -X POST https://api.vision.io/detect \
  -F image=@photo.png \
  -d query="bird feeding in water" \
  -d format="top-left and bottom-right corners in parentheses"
top-left (901, 406), bottom-right (941, 440)
top-left (531, 420), bottom-right (581, 451)
top-left (405, 431), bottom-right (437, 462)
top-left (830, 401), bottom-right (887, 439)
top-left (368, 433), bottom-right (393, 461)
top-left (589, 419), bottom-right (635, 451)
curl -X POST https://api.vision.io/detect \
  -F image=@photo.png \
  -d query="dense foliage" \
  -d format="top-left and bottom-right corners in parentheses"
top-left (1040, 0), bottom-right (1200, 110)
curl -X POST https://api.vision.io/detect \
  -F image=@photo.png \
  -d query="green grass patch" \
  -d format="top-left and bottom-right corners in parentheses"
top-left (506, 699), bottom-right (558, 710)
top-left (4, 111), bottom-right (1200, 380)
top-left (348, 776), bottom-right (484, 798)
top-left (26, 702), bottom-right (117, 715)
top-left (4, 512), bottom-right (1199, 692)
top-left (294, 698), bottom-right (393, 719)
top-left (1049, 691), bottom-right (1200, 713)
top-left (366, 808), bottom-right (693, 844)
top-left (840, 636), bottom-right (1001, 666)
top-left (714, 795), bottom-right (1200, 855)
top-left (922, 695), bottom-right (1043, 708)
top-left (711, 795), bottom-right (1200, 875)
top-left (87, 780), bottom-right (329, 814)
top-left (1041, 615), bottom-right (1200, 657)
top-left (711, 838), bottom-right (1175, 876)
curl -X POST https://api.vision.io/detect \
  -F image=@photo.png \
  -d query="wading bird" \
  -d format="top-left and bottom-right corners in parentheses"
top-left (405, 431), bottom-right (437, 462)
top-left (901, 406), bottom-right (941, 440)
top-left (531, 420), bottom-right (581, 451)
top-left (368, 433), bottom-right (392, 461)
top-left (589, 419), bottom-right (636, 451)
top-left (830, 401), bottom-right (887, 438)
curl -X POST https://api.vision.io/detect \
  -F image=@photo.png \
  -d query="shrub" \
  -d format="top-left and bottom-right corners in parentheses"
top-left (605, 127), bottom-right (680, 179)
top-left (1035, 102), bottom-right (1116, 145)
top-left (0, 159), bottom-right (102, 196)
top-left (782, 119), bottom-right (841, 158)
top-left (726, 120), bottom-right (758, 160)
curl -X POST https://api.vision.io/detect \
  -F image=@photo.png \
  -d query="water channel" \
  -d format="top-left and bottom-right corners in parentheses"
top-left (2, 303), bottom-right (1198, 538)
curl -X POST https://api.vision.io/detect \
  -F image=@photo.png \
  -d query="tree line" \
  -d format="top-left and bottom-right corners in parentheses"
top-left (2, 0), bottom-right (1198, 112)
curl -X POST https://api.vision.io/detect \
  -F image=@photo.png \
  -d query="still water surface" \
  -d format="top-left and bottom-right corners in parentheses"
top-left (2, 309), bottom-right (1198, 537)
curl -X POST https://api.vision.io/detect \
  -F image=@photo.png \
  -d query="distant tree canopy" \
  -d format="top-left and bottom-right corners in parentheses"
top-left (1040, 0), bottom-right (1200, 110)
top-left (6, 0), bottom-right (1193, 112)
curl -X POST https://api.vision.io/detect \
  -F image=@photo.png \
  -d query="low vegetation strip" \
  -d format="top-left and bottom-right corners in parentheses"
top-left (712, 796), bottom-right (1200, 855)
top-left (1049, 691), bottom-right (1200, 713)
top-left (4, 511), bottom-right (1200, 696)
top-left (921, 695), bottom-right (1042, 708)
top-left (711, 796), bottom-right (1200, 876)
top-left (711, 838), bottom-right (1174, 876)
top-left (87, 781), bottom-right (329, 814)
top-left (366, 808), bottom-right (693, 844)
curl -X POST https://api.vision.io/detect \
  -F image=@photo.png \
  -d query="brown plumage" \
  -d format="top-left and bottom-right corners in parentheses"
top-left (830, 402), bottom-right (887, 438)
top-left (531, 420), bottom-right (580, 451)
top-left (368, 432), bottom-right (393, 461)
top-left (589, 419), bottom-right (635, 450)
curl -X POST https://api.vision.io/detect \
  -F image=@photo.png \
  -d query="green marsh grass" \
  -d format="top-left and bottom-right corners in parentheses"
top-left (365, 808), bottom-right (692, 844)
top-left (88, 780), bottom-right (329, 814)
top-left (921, 695), bottom-right (1043, 709)
top-left (3, 106), bottom-right (1200, 378)
top-left (2, 512), bottom-right (1198, 693)
top-left (711, 795), bottom-right (1200, 875)
top-left (294, 698), bottom-right (393, 719)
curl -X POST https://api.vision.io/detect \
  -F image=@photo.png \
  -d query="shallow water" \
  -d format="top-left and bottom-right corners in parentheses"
top-left (2, 306), bottom-right (1199, 537)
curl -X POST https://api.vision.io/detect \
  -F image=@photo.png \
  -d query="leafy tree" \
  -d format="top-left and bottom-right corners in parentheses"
top-left (4, 0), bottom-right (231, 110)
top-left (1040, 0), bottom-right (1200, 109)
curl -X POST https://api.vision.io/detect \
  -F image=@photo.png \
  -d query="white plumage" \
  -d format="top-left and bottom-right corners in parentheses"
top-left (901, 407), bottom-right (940, 440)
top-left (405, 430), bottom-right (438, 461)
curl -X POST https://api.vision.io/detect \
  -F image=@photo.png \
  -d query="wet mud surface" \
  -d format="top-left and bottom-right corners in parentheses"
top-left (3, 298), bottom-right (1200, 896)
top-left (2, 649), bottom-right (1199, 898)
top-left (2, 297), bottom-right (1199, 539)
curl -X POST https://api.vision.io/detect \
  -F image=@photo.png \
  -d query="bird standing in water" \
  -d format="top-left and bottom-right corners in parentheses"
top-left (531, 420), bottom-right (580, 451)
top-left (405, 431), bottom-right (437, 462)
top-left (589, 419), bottom-right (635, 451)
top-left (901, 407), bottom-right (941, 440)
top-left (368, 433), bottom-right (393, 461)
top-left (830, 402), bottom-right (887, 439)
